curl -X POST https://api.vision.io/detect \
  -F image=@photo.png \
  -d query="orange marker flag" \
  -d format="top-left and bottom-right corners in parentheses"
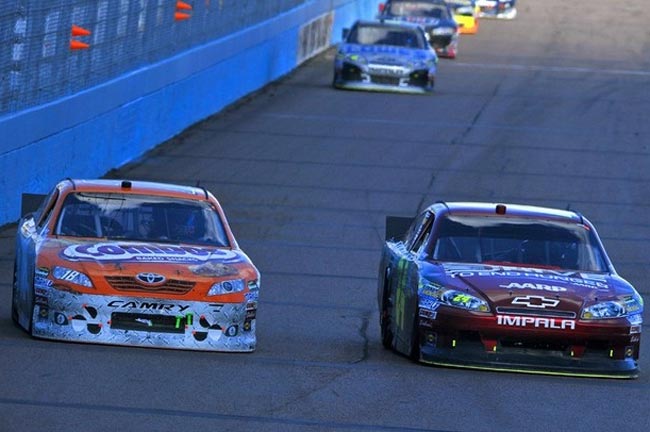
top-left (176, 1), bottom-right (192, 10)
top-left (70, 40), bottom-right (90, 50)
top-left (174, 12), bottom-right (191, 21)
top-left (71, 25), bottom-right (91, 37)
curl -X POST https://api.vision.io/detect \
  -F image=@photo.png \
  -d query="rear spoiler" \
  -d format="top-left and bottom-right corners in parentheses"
top-left (21, 193), bottom-right (46, 217)
top-left (385, 216), bottom-right (414, 241)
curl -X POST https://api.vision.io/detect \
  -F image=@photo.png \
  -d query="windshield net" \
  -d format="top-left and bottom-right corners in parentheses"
top-left (55, 192), bottom-right (230, 247)
top-left (431, 215), bottom-right (608, 272)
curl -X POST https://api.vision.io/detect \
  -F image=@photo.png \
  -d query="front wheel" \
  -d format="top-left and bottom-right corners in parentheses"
top-left (409, 308), bottom-right (421, 361)
top-left (11, 260), bottom-right (19, 325)
top-left (380, 283), bottom-right (394, 350)
top-left (11, 260), bottom-right (34, 334)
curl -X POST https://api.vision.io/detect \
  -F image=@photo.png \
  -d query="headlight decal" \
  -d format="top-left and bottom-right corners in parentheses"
top-left (581, 295), bottom-right (644, 319)
top-left (419, 280), bottom-right (489, 312)
top-left (208, 278), bottom-right (245, 296)
top-left (52, 266), bottom-right (93, 288)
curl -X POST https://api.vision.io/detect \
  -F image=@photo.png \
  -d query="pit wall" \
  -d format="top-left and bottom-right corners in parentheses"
top-left (0, 0), bottom-right (382, 225)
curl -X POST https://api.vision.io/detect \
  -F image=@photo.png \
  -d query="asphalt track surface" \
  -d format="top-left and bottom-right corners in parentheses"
top-left (2, 1), bottom-right (650, 431)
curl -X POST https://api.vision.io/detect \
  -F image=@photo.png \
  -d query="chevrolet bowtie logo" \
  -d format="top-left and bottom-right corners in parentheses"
top-left (511, 295), bottom-right (560, 309)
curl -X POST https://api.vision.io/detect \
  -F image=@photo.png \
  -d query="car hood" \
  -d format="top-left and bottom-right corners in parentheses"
top-left (36, 237), bottom-right (255, 283)
top-left (421, 262), bottom-right (633, 315)
top-left (340, 43), bottom-right (431, 63)
top-left (384, 15), bottom-right (456, 29)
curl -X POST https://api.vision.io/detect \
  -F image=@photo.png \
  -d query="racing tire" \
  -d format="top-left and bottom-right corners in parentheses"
top-left (11, 260), bottom-right (34, 334)
top-left (380, 276), bottom-right (394, 350)
top-left (11, 260), bottom-right (20, 326)
top-left (409, 308), bottom-right (421, 362)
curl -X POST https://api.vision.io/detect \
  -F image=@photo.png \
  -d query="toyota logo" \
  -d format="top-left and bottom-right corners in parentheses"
top-left (511, 295), bottom-right (560, 309)
top-left (136, 272), bottom-right (166, 286)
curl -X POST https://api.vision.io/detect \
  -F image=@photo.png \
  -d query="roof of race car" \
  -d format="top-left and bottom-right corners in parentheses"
top-left (356, 19), bottom-right (426, 30)
top-left (58, 179), bottom-right (212, 201)
top-left (430, 202), bottom-right (583, 223)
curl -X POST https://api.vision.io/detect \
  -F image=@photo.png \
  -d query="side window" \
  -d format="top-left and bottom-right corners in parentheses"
top-left (36, 187), bottom-right (60, 228)
top-left (407, 211), bottom-right (435, 253)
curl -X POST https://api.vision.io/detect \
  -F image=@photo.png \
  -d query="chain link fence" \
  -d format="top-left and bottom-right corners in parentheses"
top-left (0, 0), bottom-right (306, 116)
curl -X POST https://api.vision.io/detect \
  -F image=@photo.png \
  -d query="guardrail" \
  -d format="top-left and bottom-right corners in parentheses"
top-left (0, 0), bottom-right (381, 226)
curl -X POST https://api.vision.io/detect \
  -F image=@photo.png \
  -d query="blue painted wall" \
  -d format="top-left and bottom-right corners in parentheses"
top-left (0, 0), bottom-right (381, 226)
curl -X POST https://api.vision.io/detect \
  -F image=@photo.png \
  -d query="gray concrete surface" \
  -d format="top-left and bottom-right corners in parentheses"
top-left (1, 1), bottom-right (649, 431)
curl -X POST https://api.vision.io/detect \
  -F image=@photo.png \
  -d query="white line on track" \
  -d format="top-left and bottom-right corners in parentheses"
top-left (448, 62), bottom-right (650, 77)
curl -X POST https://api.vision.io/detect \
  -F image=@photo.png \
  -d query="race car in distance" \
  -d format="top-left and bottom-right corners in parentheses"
top-left (446, 0), bottom-right (480, 34)
top-left (378, 0), bottom-right (459, 59)
top-left (12, 179), bottom-right (260, 352)
top-left (476, 0), bottom-right (517, 19)
top-left (333, 20), bottom-right (437, 94)
top-left (378, 202), bottom-right (643, 378)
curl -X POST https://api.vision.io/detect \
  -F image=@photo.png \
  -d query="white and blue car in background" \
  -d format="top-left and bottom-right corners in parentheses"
top-left (476, 0), bottom-right (517, 19)
top-left (333, 20), bottom-right (438, 94)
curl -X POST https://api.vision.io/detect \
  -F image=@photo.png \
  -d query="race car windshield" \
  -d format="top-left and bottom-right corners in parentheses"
top-left (55, 192), bottom-right (230, 247)
top-left (348, 25), bottom-right (425, 48)
top-left (388, 2), bottom-right (451, 19)
top-left (431, 215), bottom-right (609, 272)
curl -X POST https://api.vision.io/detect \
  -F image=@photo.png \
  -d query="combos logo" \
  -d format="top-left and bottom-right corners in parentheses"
top-left (497, 315), bottom-right (576, 330)
top-left (511, 295), bottom-right (560, 309)
top-left (62, 242), bottom-right (240, 263)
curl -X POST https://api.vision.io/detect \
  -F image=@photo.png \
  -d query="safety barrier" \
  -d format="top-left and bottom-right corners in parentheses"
top-left (0, 0), bottom-right (381, 226)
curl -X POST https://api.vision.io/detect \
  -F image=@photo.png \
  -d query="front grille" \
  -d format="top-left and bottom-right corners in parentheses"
top-left (496, 307), bottom-right (577, 319)
top-left (371, 75), bottom-right (400, 85)
top-left (106, 276), bottom-right (195, 295)
top-left (110, 312), bottom-right (187, 334)
top-left (368, 65), bottom-right (405, 76)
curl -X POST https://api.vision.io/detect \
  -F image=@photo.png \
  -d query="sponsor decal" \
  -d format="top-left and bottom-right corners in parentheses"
top-left (190, 261), bottom-right (239, 277)
top-left (62, 242), bottom-right (239, 264)
top-left (496, 315), bottom-right (576, 330)
top-left (419, 297), bottom-right (440, 312)
top-left (136, 272), bottom-right (166, 286)
top-left (107, 300), bottom-right (190, 313)
top-left (35, 267), bottom-right (49, 277)
top-left (443, 263), bottom-right (609, 290)
top-left (34, 276), bottom-right (53, 288)
top-left (501, 282), bottom-right (567, 293)
top-left (511, 295), bottom-right (560, 308)
top-left (245, 291), bottom-right (259, 302)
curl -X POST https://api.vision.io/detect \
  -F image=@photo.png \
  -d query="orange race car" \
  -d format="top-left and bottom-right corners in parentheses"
top-left (446, 0), bottom-right (480, 34)
top-left (12, 179), bottom-right (260, 352)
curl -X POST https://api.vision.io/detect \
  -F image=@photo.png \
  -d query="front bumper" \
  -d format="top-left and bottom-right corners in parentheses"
top-left (31, 285), bottom-right (257, 352)
top-left (334, 63), bottom-right (434, 94)
top-left (417, 311), bottom-right (640, 378)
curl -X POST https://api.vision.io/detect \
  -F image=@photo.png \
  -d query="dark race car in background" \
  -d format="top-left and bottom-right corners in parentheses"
top-left (476, 0), bottom-right (517, 19)
top-left (378, 202), bottom-right (643, 378)
top-left (378, 0), bottom-right (460, 59)
top-left (333, 20), bottom-right (438, 94)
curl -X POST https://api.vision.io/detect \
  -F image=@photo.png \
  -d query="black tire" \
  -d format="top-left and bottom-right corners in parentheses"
top-left (380, 278), bottom-right (394, 350)
top-left (409, 307), bottom-right (421, 362)
top-left (11, 260), bottom-right (20, 326)
top-left (11, 260), bottom-right (34, 334)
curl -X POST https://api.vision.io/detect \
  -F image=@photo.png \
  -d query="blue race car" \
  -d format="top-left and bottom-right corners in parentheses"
top-left (333, 20), bottom-right (438, 94)
top-left (378, 0), bottom-right (459, 59)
